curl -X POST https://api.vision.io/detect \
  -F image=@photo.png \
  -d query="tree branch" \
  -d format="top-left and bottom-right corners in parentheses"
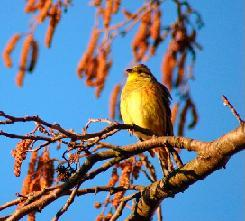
top-left (2, 113), bottom-right (244, 221)
top-left (126, 123), bottom-right (245, 220)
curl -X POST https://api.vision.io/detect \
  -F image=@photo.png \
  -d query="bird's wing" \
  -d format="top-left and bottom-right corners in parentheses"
top-left (157, 82), bottom-right (174, 136)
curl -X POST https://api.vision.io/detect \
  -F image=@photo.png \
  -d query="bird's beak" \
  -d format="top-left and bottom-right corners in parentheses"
top-left (125, 69), bottom-right (133, 76)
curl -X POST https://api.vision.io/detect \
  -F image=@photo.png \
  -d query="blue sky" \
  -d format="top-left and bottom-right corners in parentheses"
top-left (0, 1), bottom-right (244, 220)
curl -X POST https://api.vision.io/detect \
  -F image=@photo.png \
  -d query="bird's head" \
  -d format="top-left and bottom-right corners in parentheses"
top-left (125, 64), bottom-right (154, 81)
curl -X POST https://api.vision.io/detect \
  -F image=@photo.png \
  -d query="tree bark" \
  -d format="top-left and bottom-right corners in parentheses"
top-left (126, 123), bottom-right (245, 221)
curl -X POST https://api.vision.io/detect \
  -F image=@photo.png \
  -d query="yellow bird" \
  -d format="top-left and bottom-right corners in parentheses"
top-left (120, 64), bottom-right (173, 174)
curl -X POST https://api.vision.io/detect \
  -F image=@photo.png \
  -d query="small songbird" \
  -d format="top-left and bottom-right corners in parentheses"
top-left (120, 64), bottom-right (173, 175)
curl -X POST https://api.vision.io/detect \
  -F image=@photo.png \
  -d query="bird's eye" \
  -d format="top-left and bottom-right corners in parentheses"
top-left (126, 68), bottom-right (133, 73)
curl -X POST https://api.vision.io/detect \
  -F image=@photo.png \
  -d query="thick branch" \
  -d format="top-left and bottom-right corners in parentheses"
top-left (126, 123), bottom-right (245, 221)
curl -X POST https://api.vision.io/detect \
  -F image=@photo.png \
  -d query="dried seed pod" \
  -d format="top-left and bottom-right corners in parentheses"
top-left (103, 0), bottom-right (113, 28)
top-left (2, 33), bottom-right (21, 68)
top-left (12, 139), bottom-right (33, 177)
top-left (109, 84), bottom-right (121, 119)
top-left (37, 0), bottom-right (51, 23)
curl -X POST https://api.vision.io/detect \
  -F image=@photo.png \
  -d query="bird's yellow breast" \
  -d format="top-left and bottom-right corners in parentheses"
top-left (120, 77), bottom-right (167, 139)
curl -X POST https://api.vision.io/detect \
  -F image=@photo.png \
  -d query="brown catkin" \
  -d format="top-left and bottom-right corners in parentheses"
top-left (112, 161), bottom-right (132, 208)
top-left (27, 212), bottom-right (36, 221)
top-left (86, 28), bottom-right (100, 57)
top-left (15, 69), bottom-right (25, 87)
top-left (77, 28), bottom-right (100, 77)
top-left (139, 153), bottom-right (157, 181)
top-left (107, 168), bottom-right (119, 187)
top-left (95, 60), bottom-right (112, 97)
top-left (176, 51), bottom-right (186, 86)
top-left (29, 155), bottom-right (43, 192)
top-left (171, 102), bottom-right (179, 125)
top-left (188, 101), bottom-right (198, 129)
top-left (21, 151), bottom-right (38, 195)
top-left (95, 214), bottom-right (105, 221)
top-left (178, 98), bottom-right (191, 136)
top-left (103, 0), bottom-right (113, 28)
top-left (85, 56), bottom-right (98, 85)
top-left (37, 0), bottom-right (46, 9)
top-left (12, 139), bottom-right (33, 177)
top-left (112, 0), bottom-right (121, 14)
top-left (122, 9), bottom-right (137, 20)
top-left (25, 0), bottom-right (38, 13)
top-left (104, 213), bottom-right (113, 221)
top-left (37, 0), bottom-right (51, 23)
top-left (94, 202), bottom-right (102, 209)
top-left (16, 34), bottom-right (33, 87)
top-left (109, 84), bottom-right (121, 119)
top-left (150, 6), bottom-right (161, 41)
top-left (132, 11), bottom-right (151, 61)
top-left (132, 160), bottom-right (142, 180)
top-left (95, 45), bottom-right (112, 97)
top-left (40, 150), bottom-right (54, 189)
top-left (2, 34), bottom-right (21, 68)
top-left (45, 5), bottom-right (61, 48)
top-left (161, 51), bottom-right (177, 90)
top-left (28, 39), bottom-right (39, 72)
top-left (91, 0), bottom-right (102, 6)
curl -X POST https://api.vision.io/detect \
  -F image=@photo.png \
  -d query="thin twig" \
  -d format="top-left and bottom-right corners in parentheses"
top-left (109, 192), bottom-right (141, 221)
top-left (52, 183), bottom-right (81, 221)
top-left (222, 95), bottom-right (244, 124)
top-left (157, 205), bottom-right (163, 221)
